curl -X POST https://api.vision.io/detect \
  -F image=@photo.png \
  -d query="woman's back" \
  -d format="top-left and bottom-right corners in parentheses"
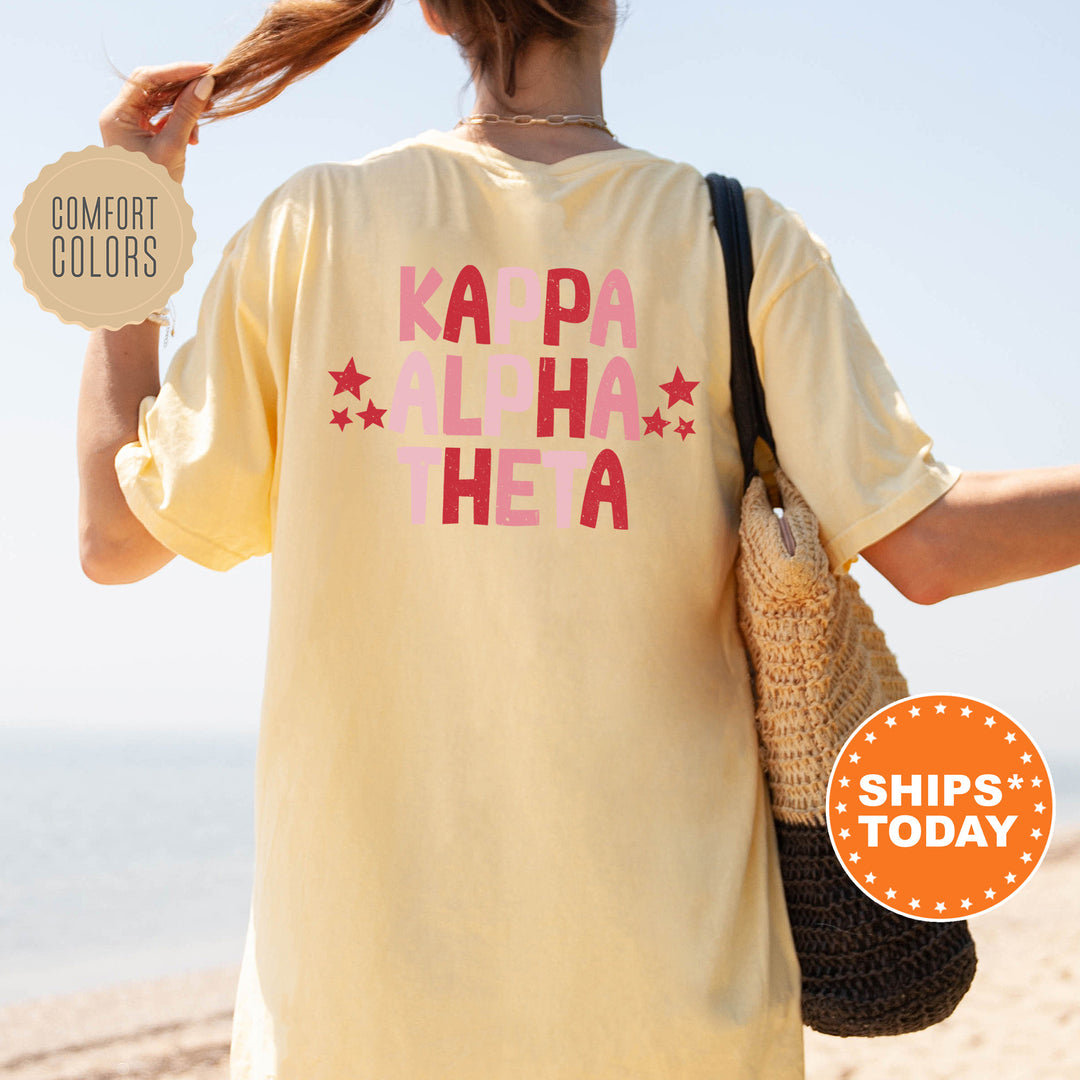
top-left (92, 3), bottom-right (1080, 1077)
top-left (120, 130), bottom-right (796, 1077)
top-left (113, 128), bottom-right (959, 1078)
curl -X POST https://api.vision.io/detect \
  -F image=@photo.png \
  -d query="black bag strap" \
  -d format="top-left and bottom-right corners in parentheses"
top-left (705, 173), bottom-right (778, 490)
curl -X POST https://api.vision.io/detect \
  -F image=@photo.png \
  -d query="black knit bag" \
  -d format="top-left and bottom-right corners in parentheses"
top-left (707, 173), bottom-right (978, 1037)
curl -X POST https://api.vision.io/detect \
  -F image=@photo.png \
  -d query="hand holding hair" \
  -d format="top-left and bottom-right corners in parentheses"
top-left (98, 61), bottom-right (216, 183)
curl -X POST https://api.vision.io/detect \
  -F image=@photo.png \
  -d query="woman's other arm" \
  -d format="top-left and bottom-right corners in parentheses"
top-left (861, 466), bottom-right (1080, 604)
top-left (79, 62), bottom-right (215, 584)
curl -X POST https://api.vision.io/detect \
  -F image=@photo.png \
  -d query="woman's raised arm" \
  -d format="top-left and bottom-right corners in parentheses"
top-left (77, 63), bottom-right (214, 584)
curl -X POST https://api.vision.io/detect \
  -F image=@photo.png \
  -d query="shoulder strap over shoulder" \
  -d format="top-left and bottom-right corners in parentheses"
top-left (705, 173), bottom-right (778, 490)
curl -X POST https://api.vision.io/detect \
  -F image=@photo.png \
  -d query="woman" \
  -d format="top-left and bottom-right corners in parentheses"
top-left (78, 2), bottom-right (1080, 1078)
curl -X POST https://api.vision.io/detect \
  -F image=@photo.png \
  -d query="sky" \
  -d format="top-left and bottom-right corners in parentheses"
top-left (2, 1), bottom-right (1079, 770)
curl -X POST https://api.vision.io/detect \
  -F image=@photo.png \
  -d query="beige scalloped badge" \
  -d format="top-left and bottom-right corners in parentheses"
top-left (11, 145), bottom-right (195, 330)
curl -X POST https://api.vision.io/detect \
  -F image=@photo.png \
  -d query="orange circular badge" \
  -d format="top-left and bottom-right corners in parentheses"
top-left (827, 693), bottom-right (1055, 921)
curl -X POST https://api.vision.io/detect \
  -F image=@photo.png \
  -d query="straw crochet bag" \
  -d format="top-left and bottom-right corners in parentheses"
top-left (706, 174), bottom-right (977, 1037)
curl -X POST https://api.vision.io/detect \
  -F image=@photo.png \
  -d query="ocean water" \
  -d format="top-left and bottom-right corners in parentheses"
top-left (0, 726), bottom-right (257, 1007)
top-left (1, 725), bottom-right (1078, 1009)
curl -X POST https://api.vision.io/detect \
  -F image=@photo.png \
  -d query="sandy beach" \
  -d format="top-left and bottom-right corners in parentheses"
top-left (2, 828), bottom-right (1077, 1080)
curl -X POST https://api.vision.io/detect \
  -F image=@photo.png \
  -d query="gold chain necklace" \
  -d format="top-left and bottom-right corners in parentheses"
top-left (457, 112), bottom-right (616, 139)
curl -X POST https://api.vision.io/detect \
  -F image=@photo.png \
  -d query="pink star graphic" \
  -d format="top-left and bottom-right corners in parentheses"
top-left (330, 407), bottom-right (352, 431)
top-left (642, 408), bottom-right (670, 437)
top-left (329, 357), bottom-right (370, 400)
top-left (357, 399), bottom-right (387, 429)
top-left (659, 367), bottom-right (699, 408)
top-left (674, 417), bottom-right (695, 441)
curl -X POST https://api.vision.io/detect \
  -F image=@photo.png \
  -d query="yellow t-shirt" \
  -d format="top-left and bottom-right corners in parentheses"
top-left (115, 129), bottom-right (960, 1080)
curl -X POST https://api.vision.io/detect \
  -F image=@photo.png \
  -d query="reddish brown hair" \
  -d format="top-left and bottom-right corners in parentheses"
top-left (139, 0), bottom-right (614, 122)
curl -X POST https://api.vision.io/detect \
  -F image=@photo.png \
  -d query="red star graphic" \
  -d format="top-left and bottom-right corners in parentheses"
top-left (675, 417), bottom-right (695, 441)
top-left (659, 366), bottom-right (699, 408)
top-left (328, 357), bottom-right (370, 400)
top-left (356, 399), bottom-right (387, 429)
top-left (642, 407), bottom-right (670, 437)
top-left (330, 407), bottom-right (352, 431)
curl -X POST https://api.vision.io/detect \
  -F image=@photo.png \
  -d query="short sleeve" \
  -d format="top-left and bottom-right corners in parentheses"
top-left (746, 194), bottom-right (961, 572)
top-left (114, 178), bottom-right (305, 572)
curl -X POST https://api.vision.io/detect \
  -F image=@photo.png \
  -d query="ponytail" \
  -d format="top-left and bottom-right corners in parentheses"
top-left (137, 0), bottom-right (613, 122)
top-left (139, 1), bottom-right (393, 121)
